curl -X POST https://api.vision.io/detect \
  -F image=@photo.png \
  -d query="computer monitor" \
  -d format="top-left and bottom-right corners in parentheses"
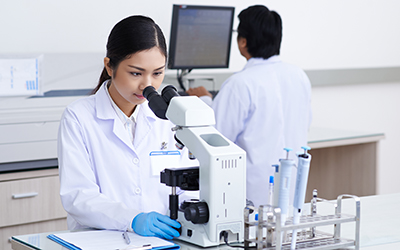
top-left (168, 4), bottom-right (235, 70)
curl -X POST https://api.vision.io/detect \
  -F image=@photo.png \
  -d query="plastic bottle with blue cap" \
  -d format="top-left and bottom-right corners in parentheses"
top-left (272, 164), bottom-right (280, 207)
top-left (290, 146), bottom-right (312, 250)
top-left (277, 147), bottom-right (296, 243)
top-left (268, 176), bottom-right (274, 208)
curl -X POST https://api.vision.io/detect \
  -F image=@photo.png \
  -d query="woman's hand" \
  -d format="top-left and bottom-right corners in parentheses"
top-left (131, 212), bottom-right (181, 239)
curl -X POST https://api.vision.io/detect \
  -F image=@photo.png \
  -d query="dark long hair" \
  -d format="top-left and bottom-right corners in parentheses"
top-left (237, 5), bottom-right (282, 59)
top-left (92, 15), bottom-right (167, 94)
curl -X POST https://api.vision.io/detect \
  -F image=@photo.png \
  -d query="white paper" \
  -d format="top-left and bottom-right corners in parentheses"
top-left (53, 230), bottom-right (175, 250)
top-left (0, 55), bottom-right (43, 96)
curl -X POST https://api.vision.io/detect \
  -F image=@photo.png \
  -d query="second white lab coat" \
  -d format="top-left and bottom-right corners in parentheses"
top-left (58, 83), bottom-right (197, 231)
top-left (212, 56), bottom-right (312, 207)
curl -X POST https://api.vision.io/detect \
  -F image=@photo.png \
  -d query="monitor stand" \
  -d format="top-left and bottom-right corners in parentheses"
top-left (182, 75), bottom-right (216, 92)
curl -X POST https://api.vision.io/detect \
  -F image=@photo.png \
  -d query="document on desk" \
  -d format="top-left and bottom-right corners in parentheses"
top-left (47, 230), bottom-right (179, 250)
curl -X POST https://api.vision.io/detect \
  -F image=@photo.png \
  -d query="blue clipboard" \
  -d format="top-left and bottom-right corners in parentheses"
top-left (47, 234), bottom-right (181, 250)
top-left (47, 234), bottom-right (81, 250)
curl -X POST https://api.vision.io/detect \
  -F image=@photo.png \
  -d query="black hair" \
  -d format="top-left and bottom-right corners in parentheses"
top-left (237, 5), bottom-right (282, 59)
top-left (92, 15), bottom-right (167, 94)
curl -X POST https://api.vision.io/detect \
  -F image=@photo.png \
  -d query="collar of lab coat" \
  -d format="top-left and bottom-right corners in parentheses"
top-left (244, 55), bottom-right (281, 70)
top-left (94, 81), bottom-right (157, 122)
top-left (94, 81), bottom-right (158, 152)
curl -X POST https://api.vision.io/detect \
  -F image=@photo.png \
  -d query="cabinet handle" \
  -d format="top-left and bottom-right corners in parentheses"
top-left (12, 192), bottom-right (39, 199)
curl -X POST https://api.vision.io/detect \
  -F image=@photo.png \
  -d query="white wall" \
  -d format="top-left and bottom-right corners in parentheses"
top-left (1, 0), bottom-right (400, 194)
top-left (311, 81), bottom-right (400, 195)
top-left (1, 0), bottom-right (400, 70)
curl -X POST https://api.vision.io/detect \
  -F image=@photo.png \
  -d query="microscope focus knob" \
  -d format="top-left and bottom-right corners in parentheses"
top-left (184, 202), bottom-right (209, 224)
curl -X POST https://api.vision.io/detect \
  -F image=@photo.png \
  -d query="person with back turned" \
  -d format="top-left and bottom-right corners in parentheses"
top-left (187, 5), bottom-right (312, 207)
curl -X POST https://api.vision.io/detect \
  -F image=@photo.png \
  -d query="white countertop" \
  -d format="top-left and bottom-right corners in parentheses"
top-left (11, 193), bottom-right (400, 250)
top-left (307, 127), bottom-right (385, 149)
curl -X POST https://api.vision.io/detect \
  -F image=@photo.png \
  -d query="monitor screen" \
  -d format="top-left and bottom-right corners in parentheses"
top-left (168, 5), bottom-right (235, 70)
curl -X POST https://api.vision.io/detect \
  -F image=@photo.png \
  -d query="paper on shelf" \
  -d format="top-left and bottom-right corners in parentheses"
top-left (0, 55), bottom-right (43, 96)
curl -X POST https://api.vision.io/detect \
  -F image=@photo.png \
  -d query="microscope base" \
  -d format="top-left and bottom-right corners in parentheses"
top-left (176, 211), bottom-right (243, 247)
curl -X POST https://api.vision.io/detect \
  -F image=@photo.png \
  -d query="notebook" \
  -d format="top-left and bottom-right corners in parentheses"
top-left (47, 230), bottom-right (180, 250)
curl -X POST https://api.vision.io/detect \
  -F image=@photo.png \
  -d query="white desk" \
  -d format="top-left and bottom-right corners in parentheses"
top-left (0, 127), bottom-right (384, 250)
top-left (10, 193), bottom-right (400, 250)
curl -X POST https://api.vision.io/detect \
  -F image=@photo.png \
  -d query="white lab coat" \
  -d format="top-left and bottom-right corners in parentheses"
top-left (212, 56), bottom-right (312, 207)
top-left (58, 83), bottom-right (197, 231)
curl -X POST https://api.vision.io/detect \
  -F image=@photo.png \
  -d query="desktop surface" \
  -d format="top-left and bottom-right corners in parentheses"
top-left (11, 193), bottom-right (400, 250)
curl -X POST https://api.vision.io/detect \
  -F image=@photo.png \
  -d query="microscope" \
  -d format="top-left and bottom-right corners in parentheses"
top-left (143, 85), bottom-right (246, 247)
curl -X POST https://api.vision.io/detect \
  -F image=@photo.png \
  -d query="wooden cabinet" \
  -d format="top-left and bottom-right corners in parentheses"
top-left (0, 169), bottom-right (67, 250)
top-left (306, 127), bottom-right (385, 201)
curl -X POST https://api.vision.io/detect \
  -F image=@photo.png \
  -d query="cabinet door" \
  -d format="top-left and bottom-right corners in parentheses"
top-left (1, 218), bottom-right (67, 250)
top-left (0, 175), bottom-right (67, 227)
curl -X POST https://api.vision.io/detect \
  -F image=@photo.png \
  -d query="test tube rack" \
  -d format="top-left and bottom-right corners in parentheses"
top-left (244, 194), bottom-right (360, 250)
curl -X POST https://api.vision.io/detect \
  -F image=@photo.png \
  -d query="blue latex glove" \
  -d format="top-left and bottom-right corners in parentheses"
top-left (132, 212), bottom-right (181, 239)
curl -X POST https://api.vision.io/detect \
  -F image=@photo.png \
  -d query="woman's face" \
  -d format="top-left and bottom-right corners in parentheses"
top-left (105, 47), bottom-right (166, 116)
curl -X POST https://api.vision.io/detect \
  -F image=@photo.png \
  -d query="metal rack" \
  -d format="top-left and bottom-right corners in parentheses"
top-left (244, 194), bottom-right (360, 250)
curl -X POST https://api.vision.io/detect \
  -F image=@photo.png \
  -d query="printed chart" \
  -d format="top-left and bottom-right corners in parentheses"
top-left (0, 55), bottom-right (43, 96)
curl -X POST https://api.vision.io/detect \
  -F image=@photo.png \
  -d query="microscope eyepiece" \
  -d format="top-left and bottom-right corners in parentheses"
top-left (161, 85), bottom-right (180, 104)
top-left (143, 85), bottom-right (181, 120)
top-left (143, 86), bottom-right (168, 120)
top-left (143, 85), bottom-right (157, 100)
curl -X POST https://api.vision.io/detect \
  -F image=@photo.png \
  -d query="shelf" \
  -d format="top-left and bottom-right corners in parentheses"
top-left (244, 195), bottom-right (360, 250)
top-left (246, 213), bottom-right (356, 231)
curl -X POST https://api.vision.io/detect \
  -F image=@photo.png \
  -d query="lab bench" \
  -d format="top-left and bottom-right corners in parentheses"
top-left (0, 127), bottom-right (384, 249)
top-left (10, 193), bottom-right (400, 250)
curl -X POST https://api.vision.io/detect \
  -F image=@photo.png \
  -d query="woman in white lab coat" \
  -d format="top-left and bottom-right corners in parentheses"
top-left (58, 16), bottom-right (193, 239)
top-left (187, 5), bottom-right (312, 207)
